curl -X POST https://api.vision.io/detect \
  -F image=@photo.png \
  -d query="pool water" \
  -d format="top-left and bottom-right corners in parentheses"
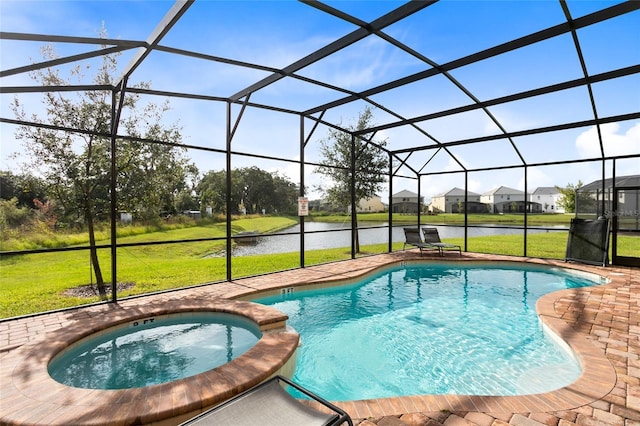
top-left (48, 312), bottom-right (261, 389)
top-left (254, 262), bottom-right (603, 401)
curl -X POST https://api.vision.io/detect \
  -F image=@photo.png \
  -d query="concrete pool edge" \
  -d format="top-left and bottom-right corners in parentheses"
top-left (1, 299), bottom-right (299, 425)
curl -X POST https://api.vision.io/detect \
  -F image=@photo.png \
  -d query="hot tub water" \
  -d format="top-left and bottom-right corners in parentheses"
top-left (48, 312), bottom-right (261, 389)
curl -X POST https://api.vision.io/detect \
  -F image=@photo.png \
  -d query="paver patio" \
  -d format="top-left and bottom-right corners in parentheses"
top-left (1, 252), bottom-right (638, 425)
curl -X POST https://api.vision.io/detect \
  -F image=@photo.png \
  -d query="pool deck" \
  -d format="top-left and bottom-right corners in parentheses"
top-left (1, 252), bottom-right (638, 425)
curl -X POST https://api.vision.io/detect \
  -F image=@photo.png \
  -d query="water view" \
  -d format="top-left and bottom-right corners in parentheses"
top-left (233, 222), bottom-right (567, 256)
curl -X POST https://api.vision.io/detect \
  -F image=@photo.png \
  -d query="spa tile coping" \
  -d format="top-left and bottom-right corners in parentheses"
top-left (1, 299), bottom-right (299, 425)
top-left (0, 252), bottom-right (632, 425)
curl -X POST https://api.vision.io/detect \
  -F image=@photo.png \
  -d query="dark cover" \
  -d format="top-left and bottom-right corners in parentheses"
top-left (565, 218), bottom-right (610, 266)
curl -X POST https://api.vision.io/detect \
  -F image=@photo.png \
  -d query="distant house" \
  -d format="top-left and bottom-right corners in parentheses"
top-left (391, 190), bottom-right (424, 213)
top-left (356, 195), bottom-right (385, 213)
top-left (481, 186), bottom-right (527, 213)
top-left (309, 199), bottom-right (332, 212)
top-left (576, 174), bottom-right (640, 217)
top-left (430, 187), bottom-right (482, 213)
top-left (530, 187), bottom-right (565, 213)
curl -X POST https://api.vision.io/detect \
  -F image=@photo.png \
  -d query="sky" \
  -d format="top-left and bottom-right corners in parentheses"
top-left (1, 0), bottom-right (639, 203)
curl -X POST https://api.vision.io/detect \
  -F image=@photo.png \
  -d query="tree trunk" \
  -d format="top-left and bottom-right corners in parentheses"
top-left (86, 203), bottom-right (107, 299)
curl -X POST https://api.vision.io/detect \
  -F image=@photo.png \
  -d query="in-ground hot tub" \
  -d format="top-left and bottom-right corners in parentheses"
top-left (1, 299), bottom-right (299, 425)
top-left (49, 312), bottom-right (262, 390)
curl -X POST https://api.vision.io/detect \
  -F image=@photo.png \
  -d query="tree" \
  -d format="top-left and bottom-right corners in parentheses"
top-left (117, 134), bottom-right (198, 220)
top-left (198, 170), bottom-right (231, 214)
top-left (239, 167), bottom-right (276, 214)
top-left (10, 36), bottom-right (196, 298)
top-left (0, 198), bottom-right (31, 230)
top-left (315, 107), bottom-right (388, 252)
top-left (271, 172), bottom-right (299, 215)
top-left (556, 181), bottom-right (584, 213)
top-left (197, 167), bottom-right (298, 215)
top-left (0, 171), bottom-right (47, 209)
top-left (173, 189), bottom-right (200, 213)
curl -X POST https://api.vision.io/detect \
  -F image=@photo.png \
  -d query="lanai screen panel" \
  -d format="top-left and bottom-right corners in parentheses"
top-left (512, 128), bottom-right (595, 165)
top-left (591, 75), bottom-right (640, 119)
top-left (1, 0), bottom-right (639, 221)
top-left (1, 0), bottom-right (640, 317)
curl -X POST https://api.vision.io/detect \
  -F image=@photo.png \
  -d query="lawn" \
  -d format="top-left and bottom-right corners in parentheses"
top-left (1, 215), bottom-right (636, 318)
top-left (318, 212), bottom-right (577, 226)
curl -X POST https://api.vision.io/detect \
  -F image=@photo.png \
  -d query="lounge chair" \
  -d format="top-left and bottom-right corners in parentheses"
top-left (403, 227), bottom-right (439, 255)
top-left (422, 227), bottom-right (461, 256)
top-left (179, 375), bottom-right (353, 426)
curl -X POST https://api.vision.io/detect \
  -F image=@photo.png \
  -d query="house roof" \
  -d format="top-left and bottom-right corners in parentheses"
top-left (392, 190), bottom-right (419, 198)
top-left (579, 175), bottom-right (640, 191)
top-left (532, 187), bottom-right (560, 195)
top-left (433, 187), bottom-right (480, 197)
top-left (482, 186), bottom-right (524, 196)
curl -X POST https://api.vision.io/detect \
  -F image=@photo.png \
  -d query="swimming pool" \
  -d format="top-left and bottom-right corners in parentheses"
top-left (48, 312), bottom-right (261, 389)
top-left (254, 262), bottom-right (603, 401)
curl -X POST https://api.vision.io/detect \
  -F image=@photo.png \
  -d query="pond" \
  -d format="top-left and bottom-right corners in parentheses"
top-left (232, 222), bottom-right (567, 256)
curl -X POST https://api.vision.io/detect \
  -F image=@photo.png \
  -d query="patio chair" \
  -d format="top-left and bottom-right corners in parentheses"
top-left (403, 227), bottom-right (439, 255)
top-left (421, 228), bottom-right (461, 256)
top-left (179, 375), bottom-right (353, 426)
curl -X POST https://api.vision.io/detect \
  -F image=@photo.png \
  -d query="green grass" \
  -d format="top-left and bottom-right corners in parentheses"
top-left (1, 215), bottom-right (298, 252)
top-left (1, 215), bottom-right (637, 319)
top-left (316, 212), bottom-right (575, 226)
top-left (446, 232), bottom-right (639, 259)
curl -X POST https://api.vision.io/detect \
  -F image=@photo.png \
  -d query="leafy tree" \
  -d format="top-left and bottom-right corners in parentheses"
top-left (239, 167), bottom-right (275, 214)
top-left (173, 189), bottom-right (199, 213)
top-left (555, 181), bottom-right (584, 213)
top-left (197, 167), bottom-right (298, 215)
top-left (10, 37), bottom-right (196, 298)
top-left (271, 172), bottom-right (299, 215)
top-left (0, 198), bottom-right (31, 229)
top-left (0, 171), bottom-right (47, 209)
top-left (315, 107), bottom-right (388, 252)
top-left (198, 170), bottom-right (231, 214)
top-left (117, 134), bottom-right (199, 220)
top-left (32, 198), bottom-right (58, 229)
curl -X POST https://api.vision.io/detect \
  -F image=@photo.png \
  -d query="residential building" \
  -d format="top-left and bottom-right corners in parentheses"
top-left (530, 187), bottom-right (565, 213)
top-left (308, 199), bottom-right (332, 212)
top-left (576, 174), bottom-right (640, 218)
top-left (356, 195), bottom-right (385, 213)
top-left (481, 186), bottom-right (526, 213)
top-left (312, 196), bottom-right (386, 213)
top-left (430, 187), bottom-right (483, 213)
top-left (391, 190), bottom-right (424, 213)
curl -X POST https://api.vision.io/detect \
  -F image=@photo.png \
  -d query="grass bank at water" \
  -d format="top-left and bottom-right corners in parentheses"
top-left (316, 212), bottom-right (575, 226)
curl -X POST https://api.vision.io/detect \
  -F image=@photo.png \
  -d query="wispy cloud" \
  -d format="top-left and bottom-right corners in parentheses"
top-left (576, 122), bottom-right (640, 158)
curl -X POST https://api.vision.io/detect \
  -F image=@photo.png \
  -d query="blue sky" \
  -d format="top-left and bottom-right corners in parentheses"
top-left (1, 0), bottom-right (638, 202)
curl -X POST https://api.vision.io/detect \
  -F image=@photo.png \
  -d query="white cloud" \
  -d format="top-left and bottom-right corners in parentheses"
top-left (301, 36), bottom-right (401, 91)
top-left (517, 167), bottom-right (554, 192)
top-left (467, 178), bottom-right (483, 194)
top-left (576, 122), bottom-right (640, 158)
